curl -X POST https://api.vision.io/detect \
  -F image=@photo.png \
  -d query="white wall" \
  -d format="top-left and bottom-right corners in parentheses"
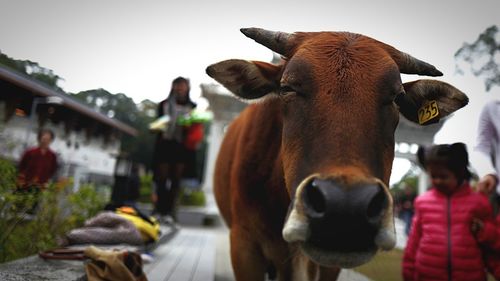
top-left (0, 113), bottom-right (119, 178)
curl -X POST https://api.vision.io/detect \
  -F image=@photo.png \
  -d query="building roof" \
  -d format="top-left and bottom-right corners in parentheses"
top-left (0, 65), bottom-right (137, 136)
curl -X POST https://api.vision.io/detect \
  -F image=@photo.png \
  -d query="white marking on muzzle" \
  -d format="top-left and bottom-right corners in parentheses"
top-left (282, 174), bottom-right (319, 242)
top-left (282, 207), bottom-right (309, 242)
top-left (374, 179), bottom-right (396, 250)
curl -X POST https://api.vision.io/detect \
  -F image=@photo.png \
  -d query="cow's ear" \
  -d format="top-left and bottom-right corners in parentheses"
top-left (206, 59), bottom-right (282, 99)
top-left (395, 79), bottom-right (468, 125)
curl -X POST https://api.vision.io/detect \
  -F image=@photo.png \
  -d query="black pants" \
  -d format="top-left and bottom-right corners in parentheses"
top-left (154, 180), bottom-right (180, 217)
top-left (153, 163), bottom-right (184, 217)
top-left (152, 139), bottom-right (195, 217)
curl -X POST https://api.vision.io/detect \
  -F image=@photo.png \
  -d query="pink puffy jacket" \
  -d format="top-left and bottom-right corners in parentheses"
top-left (402, 183), bottom-right (494, 281)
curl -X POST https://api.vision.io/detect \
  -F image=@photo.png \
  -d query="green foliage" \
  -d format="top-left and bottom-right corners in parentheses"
top-left (0, 52), bottom-right (63, 91)
top-left (391, 167), bottom-right (419, 215)
top-left (392, 174), bottom-right (417, 191)
top-left (71, 89), bottom-right (139, 125)
top-left (455, 25), bottom-right (500, 91)
top-left (0, 52), bottom-right (26, 73)
top-left (0, 158), bottom-right (106, 263)
top-left (66, 184), bottom-right (107, 227)
top-left (70, 89), bottom-right (157, 170)
top-left (180, 189), bottom-right (206, 207)
top-left (138, 173), bottom-right (154, 203)
top-left (0, 158), bottom-right (16, 192)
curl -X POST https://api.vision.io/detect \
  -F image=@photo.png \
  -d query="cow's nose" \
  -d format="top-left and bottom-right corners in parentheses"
top-left (301, 178), bottom-right (388, 251)
top-left (303, 178), bottom-right (387, 224)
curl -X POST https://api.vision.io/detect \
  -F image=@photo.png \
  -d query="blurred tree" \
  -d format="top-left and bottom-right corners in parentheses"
top-left (0, 51), bottom-right (63, 91)
top-left (0, 52), bottom-right (26, 73)
top-left (71, 90), bottom-right (156, 170)
top-left (455, 25), bottom-right (500, 91)
top-left (72, 89), bottom-right (138, 124)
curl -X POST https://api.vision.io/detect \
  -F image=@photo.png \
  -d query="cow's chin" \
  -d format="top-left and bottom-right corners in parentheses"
top-left (300, 242), bottom-right (376, 268)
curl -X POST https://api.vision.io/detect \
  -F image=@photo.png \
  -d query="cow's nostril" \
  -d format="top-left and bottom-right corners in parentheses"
top-left (366, 186), bottom-right (387, 224)
top-left (304, 181), bottom-right (326, 215)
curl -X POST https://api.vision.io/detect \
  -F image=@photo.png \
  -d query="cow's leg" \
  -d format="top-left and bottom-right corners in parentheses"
top-left (276, 263), bottom-right (292, 281)
top-left (318, 266), bottom-right (341, 281)
top-left (285, 254), bottom-right (341, 281)
top-left (230, 227), bottom-right (267, 281)
top-left (265, 245), bottom-right (292, 281)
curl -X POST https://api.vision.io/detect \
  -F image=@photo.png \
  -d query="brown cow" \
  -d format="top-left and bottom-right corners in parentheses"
top-left (206, 28), bottom-right (468, 281)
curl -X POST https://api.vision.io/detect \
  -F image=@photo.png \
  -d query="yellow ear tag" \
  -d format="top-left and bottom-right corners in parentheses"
top-left (418, 100), bottom-right (439, 124)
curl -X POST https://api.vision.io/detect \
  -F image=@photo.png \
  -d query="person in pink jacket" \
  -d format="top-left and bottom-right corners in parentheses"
top-left (403, 142), bottom-right (494, 281)
top-left (471, 211), bottom-right (500, 280)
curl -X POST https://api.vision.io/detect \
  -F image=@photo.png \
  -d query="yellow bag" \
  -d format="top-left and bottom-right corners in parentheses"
top-left (115, 207), bottom-right (160, 242)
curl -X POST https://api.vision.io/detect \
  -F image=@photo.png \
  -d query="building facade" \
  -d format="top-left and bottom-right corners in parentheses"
top-left (0, 66), bottom-right (137, 189)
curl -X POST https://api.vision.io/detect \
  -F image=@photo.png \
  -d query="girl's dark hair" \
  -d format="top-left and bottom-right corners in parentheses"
top-left (37, 128), bottom-right (55, 141)
top-left (417, 142), bottom-right (472, 181)
top-left (167, 76), bottom-right (196, 108)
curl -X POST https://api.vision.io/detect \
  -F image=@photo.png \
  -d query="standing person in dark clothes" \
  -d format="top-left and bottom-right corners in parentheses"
top-left (397, 184), bottom-right (417, 236)
top-left (152, 77), bottom-right (196, 223)
top-left (124, 163), bottom-right (141, 208)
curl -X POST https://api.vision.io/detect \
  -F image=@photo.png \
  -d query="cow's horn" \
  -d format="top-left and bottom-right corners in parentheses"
top-left (240, 27), bottom-right (292, 56)
top-left (385, 46), bottom-right (443, 77)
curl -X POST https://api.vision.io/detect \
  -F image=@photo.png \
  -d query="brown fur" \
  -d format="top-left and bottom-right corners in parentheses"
top-left (210, 30), bottom-right (468, 281)
top-left (215, 100), bottom-right (291, 280)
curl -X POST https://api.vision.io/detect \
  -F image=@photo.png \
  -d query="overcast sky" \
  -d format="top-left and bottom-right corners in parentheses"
top-left (1, 0), bottom-right (499, 184)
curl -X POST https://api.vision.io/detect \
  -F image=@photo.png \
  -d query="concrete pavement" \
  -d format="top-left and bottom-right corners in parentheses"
top-left (209, 219), bottom-right (371, 281)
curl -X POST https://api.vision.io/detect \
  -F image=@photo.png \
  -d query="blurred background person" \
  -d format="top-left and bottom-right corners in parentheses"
top-left (151, 77), bottom-right (197, 223)
top-left (16, 128), bottom-right (59, 190)
top-left (473, 100), bottom-right (499, 211)
top-left (16, 128), bottom-right (59, 213)
top-left (403, 143), bottom-right (494, 281)
top-left (124, 163), bottom-right (141, 208)
top-left (396, 184), bottom-right (417, 236)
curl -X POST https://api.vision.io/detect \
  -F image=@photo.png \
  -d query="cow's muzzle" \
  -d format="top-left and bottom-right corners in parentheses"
top-left (304, 178), bottom-right (387, 250)
top-left (282, 175), bottom-right (396, 268)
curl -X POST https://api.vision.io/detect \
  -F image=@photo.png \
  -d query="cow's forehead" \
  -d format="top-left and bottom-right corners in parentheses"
top-left (280, 56), bottom-right (316, 92)
top-left (281, 34), bottom-right (402, 96)
top-left (291, 31), bottom-right (372, 51)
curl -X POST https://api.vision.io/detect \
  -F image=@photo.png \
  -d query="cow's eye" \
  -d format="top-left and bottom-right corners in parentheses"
top-left (385, 90), bottom-right (405, 105)
top-left (279, 85), bottom-right (296, 96)
top-left (394, 91), bottom-right (405, 103)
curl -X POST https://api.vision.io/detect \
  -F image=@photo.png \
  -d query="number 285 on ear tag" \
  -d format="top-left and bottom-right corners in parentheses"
top-left (418, 100), bottom-right (439, 124)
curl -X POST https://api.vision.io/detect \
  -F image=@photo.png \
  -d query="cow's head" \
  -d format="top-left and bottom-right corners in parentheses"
top-left (206, 28), bottom-right (468, 268)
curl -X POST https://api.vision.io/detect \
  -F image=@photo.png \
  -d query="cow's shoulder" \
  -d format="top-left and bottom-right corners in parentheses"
top-left (227, 99), bottom-right (285, 196)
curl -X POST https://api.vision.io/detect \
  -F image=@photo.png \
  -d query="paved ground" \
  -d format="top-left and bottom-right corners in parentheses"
top-left (145, 227), bottom-right (216, 281)
top-left (210, 216), bottom-right (408, 281)
top-left (196, 218), bottom-right (372, 281)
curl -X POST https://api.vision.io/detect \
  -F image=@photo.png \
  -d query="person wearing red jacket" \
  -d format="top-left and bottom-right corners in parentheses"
top-left (472, 212), bottom-right (500, 280)
top-left (403, 143), bottom-right (494, 281)
top-left (17, 128), bottom-right (58, 189)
